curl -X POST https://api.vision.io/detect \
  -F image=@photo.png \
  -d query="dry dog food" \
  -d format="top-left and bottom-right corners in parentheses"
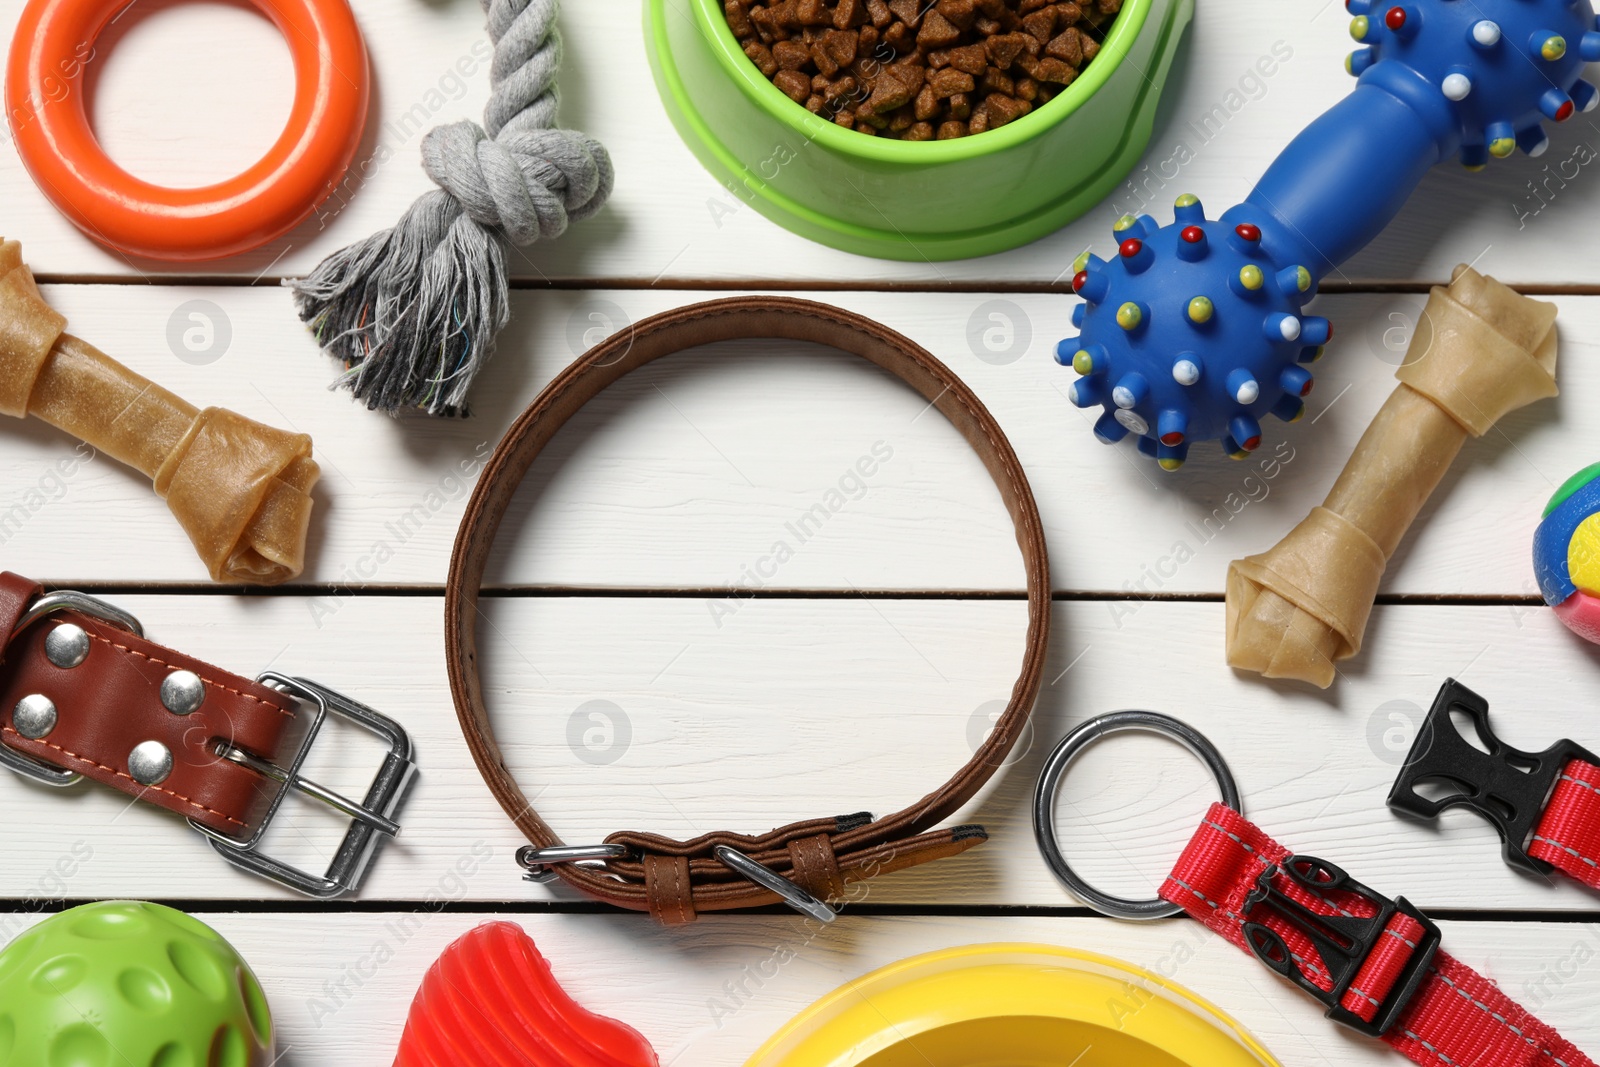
top-left (724, 0), bottom-right (1122, 139)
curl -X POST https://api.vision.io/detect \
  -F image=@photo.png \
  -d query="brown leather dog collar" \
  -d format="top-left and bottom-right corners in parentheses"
top-left (445, 296), bottom-right (1050, 924)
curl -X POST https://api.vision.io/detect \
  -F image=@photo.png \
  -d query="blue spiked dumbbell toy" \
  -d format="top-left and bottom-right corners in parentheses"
top-left (1059, 0), bottom-right (1599, 470)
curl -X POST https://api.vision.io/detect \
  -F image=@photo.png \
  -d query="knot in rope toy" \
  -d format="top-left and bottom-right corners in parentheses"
top-left (290, 0), bottom-right (613, 416)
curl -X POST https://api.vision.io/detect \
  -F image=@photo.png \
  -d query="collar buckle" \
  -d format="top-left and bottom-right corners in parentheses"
top-left (1243, 854), bottom-right (1440, 1037)
top-left (189, 674), bottom-right (416, 898)
top-left (1387, 678), bottom-right (1599, 875)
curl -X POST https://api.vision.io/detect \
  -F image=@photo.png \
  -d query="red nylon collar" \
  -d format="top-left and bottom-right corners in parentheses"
top-left (1163, 804), bottom-right (1595, 1067)
top-left (1531, 758), bottom-right (1600, 888)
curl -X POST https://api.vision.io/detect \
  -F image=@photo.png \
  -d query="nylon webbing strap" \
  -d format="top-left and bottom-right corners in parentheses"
top-left (1162, 804), bottom-right (1595, 1067)
top-left (1530, 758), bottom-right (1600, 888)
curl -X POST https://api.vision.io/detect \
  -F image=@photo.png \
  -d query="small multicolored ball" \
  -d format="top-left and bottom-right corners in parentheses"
top-left (1533, 462), bottom-right (1600, 645)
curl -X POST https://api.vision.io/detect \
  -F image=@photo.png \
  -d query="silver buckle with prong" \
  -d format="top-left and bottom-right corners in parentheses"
top-left (0, 590), bottom-right (416, 898)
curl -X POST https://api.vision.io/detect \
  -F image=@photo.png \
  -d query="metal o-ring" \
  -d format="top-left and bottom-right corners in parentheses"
top-left (1032, 710), bottom-right (1242, 921)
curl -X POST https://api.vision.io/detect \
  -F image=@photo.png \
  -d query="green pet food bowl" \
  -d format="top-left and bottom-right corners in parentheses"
top-left (644, 0), bottom-right (1193, 261)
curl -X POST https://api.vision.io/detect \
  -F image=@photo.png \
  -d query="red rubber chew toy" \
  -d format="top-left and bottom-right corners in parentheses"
top-left (394, 922), bottom-right (658, 1067)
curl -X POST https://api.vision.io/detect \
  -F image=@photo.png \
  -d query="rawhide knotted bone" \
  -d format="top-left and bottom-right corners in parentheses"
top-left (0, 239), bottom-right (318, 583)
top-left (1225, 265), bottom-right (1558, 688)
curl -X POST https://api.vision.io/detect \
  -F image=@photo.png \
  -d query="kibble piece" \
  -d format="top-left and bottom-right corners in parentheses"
top-left (835, 109), bottom-right (857, 128)
top-left (1015, 75), bottom-right (1039, 101)
top-left (947, 91), bottom-right (972, 118)
top-left (904, 121), bottom-right (936, 140)
top-left (1056, 1), bottom-right (1082, 24)
top-left (947, 43), bottom-right (989, 75)
top-left (887, 0), bottom-right (923, 26)
top-left (929, 67), bottom-right (976, 96)
top-left (1021, 8), bottom-right (1055, 42)
top-left (822, 28), bottom-right (859, 66)
top-left (1031, 56), bottom-right (1079, 84)
top-left (986, 92), bottom-right (1031, 125)
top-left (865, 0), bottom-right (892, 26)
top-left (889, 105), bottom-right (916, 131)
top-left (810, 41), bottom-right (840, 76)
top-left (856, 102), bottom-right (890, 128)
top-left (917, 10), bottom-right (963, 48)
top-left (915, 84), bottom-right (941, 120)
top-left (772, 39), bottom-right (811, 70)
top-left (985, 32), bottom-right (1029, 69)
top-left (1045, 27), bottom-right (1082, 64)
top-left (868, 63), bottom-right (925, 112)
top-left (834, 0), bottom-right (867, 28)
top-left (937, 0), bottom-right (978, 29)
top-left (797, 0), bottom-right (828, 24)
top-left (774, 69), bottom-right (813, 101)
top-left (743, 39), bottom-right (779, 77)
top-left (937, 119), bottom-right (968, 138)
top-left (969, 102), bottom-right (991, 133)
top-left (769, 0), bottom-right (801, 30)
top-left (1081, 35), bottom-right (1100, 61)
top-left (726, 1), bottom-right (755, 39)
top-left (982, 68), bottom-right (1015, 96)
top-left (1018, 0), bottom-right (1052, 11)
top-left (805, 93), bottom-right (825, 112)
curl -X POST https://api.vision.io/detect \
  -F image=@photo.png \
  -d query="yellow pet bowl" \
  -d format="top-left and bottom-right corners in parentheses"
top-left (744, 943), bottom-right (1279, 1067)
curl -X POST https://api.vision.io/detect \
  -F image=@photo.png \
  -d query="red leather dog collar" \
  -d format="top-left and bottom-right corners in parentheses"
top-left (0, 573), bottom-right (414, 896)
top-left (446, 296), bottom-right (1051, 924)
top-left (1164, 803), bottom-right (1594, 1067)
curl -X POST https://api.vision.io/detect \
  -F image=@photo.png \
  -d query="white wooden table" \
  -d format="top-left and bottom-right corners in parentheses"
top-left (2, 0), bottom-right (1598, 1063)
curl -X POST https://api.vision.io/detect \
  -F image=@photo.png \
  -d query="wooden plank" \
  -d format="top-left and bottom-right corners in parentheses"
top-left (1, 910), bottom-right (1593, 1067)
top-left (2, 594), bottom-right (1596, 910)
top-left (4, 2), bottom-right (1599, 287)
top-left (3, 285), bottom-right (1581, 594)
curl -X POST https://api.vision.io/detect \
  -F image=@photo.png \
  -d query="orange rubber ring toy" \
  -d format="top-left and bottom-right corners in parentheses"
top-left (6, 0), bottom-right (368, 261)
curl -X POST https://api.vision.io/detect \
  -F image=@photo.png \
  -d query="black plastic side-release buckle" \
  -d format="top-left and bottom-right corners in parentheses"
top-left (1242, 855), bottom-right (1441, 1038)
top-left (1387, 678), bottom-right (1599, 876)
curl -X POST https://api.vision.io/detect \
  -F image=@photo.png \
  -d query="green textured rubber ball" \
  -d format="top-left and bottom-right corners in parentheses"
top-left (0, 901), bottom-right (272, 1067)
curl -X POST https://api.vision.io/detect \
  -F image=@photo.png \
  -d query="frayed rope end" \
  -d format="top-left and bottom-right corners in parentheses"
top-left (287, 196), bottom-right (507, 418)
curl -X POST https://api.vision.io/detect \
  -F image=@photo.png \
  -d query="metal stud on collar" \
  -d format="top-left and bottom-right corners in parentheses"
top-left (159, 670), bottom-right (205, 715)
top-left (44, 623), bottom-right (88, 668)
top-left (12, 694), bottom-right (57, 739)
top-left (0, 589), bottom-right (142, 788)
top-left (127, 740), bottom-right (174, 786)
top-left (714, 845), bottom-right (836, 923)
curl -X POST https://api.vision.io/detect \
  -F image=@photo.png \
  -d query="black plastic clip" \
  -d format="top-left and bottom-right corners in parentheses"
top-left (1386, 679), bottom-right (1599, 876)
top-left (1242, 855), bottom-right (1440, 1038)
